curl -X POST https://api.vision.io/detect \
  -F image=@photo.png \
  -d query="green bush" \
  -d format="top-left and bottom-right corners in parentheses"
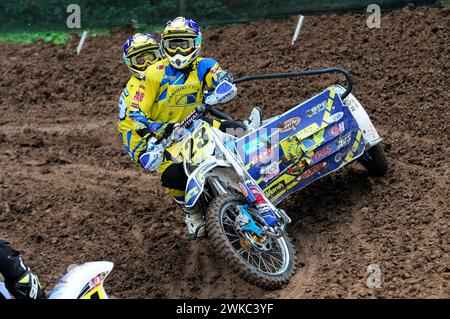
top-left (0, 29), bottom-right (109, 45)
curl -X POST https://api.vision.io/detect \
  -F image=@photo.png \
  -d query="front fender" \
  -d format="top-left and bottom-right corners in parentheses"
top-left (184, 157), bottom-right (222, 208)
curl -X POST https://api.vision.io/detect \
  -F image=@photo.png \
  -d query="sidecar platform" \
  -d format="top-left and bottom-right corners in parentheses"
top-left (234, 86), bottom-right (378, 205)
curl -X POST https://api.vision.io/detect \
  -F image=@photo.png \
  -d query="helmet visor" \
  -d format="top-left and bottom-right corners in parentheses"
top-left (130, 50), bottom-right (160, 70)
top-left (163, 38), bottom-right (195, 56)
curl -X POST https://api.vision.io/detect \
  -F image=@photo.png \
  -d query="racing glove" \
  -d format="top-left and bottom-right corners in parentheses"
top-left (136, 122), bottom-right (178, 142)
top-left (139, 137), bottom-right (165, 172)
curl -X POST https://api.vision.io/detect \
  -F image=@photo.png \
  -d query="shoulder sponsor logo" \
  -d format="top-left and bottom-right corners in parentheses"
top-left (134, 91), bottom-right (144, 102)
top-left (306, 100), bottom-right (327, 117)
top-left (278, 117), bottom-right (301, 133)
top-left (325, 111), bottom-right (344, 124)
top-left (335, 132), bottom-right (352, 148)
top-left (297, 162), bottom-right (327, 181)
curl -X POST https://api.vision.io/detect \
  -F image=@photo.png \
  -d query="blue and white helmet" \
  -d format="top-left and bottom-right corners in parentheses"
top-left (161, 17), bottom-right (202, 69)
top-left (123, 33), bottom-right (163, 78)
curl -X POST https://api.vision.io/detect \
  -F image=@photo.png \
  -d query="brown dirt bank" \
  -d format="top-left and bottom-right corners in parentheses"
top-left (0, 6), bottom-right (448, 298)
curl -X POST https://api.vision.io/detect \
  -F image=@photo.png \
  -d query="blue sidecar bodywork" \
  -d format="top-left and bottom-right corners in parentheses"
top-left (235, 85), bottom-right (380, 205)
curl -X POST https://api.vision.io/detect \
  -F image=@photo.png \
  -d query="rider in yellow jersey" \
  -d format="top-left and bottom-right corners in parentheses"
top-left (120, 17), bottom-right (262, 239)
top-left (117, 33), bottom-right (164, 162)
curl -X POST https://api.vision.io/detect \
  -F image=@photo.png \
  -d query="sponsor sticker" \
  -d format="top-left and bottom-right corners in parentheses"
top-left (278, 117), bottom-right (301, 133)
top-left (306, 100), bottom-right (327, 117)
top-left (186, 186), bottom-right (199, 202)
top-left (283, 138), bottom-right (303, 161)
top-left (312, 145), bottom-right (332, 161)
top-left (287, 158), bottom-right (309, 176)
top-left (335, 132), bottom-right (352, 148)
top-left (329, 122), bottom-right (345, 136)
top-left (297, 162), bottom-right (327, 181)
top-left (265, 180), bottom-right (286, 197)
top-left (325, 111), bottom-right (344, 124)
top-left (260, 162), bottom-right (280, 182)
top-left (238, 182), bottom-right (249, 197)
top-left (334, 151), bottom-right (346, 162)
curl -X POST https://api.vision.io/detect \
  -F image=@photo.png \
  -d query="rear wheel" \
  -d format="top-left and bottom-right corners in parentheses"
top-left (207, 194), bottom-right (296, 290)
top-left (359, 144), bottom-right (388, 177)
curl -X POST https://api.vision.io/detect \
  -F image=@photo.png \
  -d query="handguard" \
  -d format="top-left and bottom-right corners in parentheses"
top-left (139, 137), bottom-right (165, 171)
top-left (204, 80), bottom-right (237, 105)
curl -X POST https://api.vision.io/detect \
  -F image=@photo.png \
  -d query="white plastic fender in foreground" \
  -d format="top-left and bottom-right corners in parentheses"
top-left (328, 85), bottom-right (383, 148)
top-left (48, 261), bottom-right (113, 299)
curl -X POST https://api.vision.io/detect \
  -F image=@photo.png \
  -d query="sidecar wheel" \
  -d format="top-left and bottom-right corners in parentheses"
top-left (359, 144), bottom-right (388, 177)
top-left (207, 194), bottom-right (296, 290)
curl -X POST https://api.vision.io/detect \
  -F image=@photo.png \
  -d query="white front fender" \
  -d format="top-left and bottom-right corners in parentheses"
top-left (48, 261), bottom-right (113, 299)
top-left (185, 156), bottom-right (226, 207)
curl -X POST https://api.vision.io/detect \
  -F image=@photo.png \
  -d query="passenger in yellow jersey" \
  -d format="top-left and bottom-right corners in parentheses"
top-left (117, 33), bottom-right (164, 161)
top-left (121, 17), bottom-right (262, 239)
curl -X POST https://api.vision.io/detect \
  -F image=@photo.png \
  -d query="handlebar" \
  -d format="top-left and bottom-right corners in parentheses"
top-left (208, 106), bottom-right (247, 129)
top-left (234, 67), bottom-right (353, 99)
top-left (163, 67), bottom-right (353, 146)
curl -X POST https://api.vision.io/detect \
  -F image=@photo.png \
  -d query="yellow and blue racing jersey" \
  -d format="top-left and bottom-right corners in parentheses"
top-left (117, 57), bottom-right (228, 163)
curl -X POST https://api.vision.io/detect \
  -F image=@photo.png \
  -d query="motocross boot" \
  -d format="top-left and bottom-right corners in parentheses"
top-left (5, 267), bottom-right (45, 299)
top-left (183, 206), bottom-right (206, 240)
top-left (244, 106), bottom-right (263, 131)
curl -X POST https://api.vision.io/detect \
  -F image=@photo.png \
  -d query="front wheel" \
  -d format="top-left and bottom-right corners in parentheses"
top-left (359, 143), bottom-right (388, 177)
top-left (207, 194), bottom-right (296, 290)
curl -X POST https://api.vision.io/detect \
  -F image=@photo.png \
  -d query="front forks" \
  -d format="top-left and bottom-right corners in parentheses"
top-left (236, 205), bottom-right (285, 240)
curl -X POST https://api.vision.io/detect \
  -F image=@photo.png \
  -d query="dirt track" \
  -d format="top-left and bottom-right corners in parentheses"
top-left (0, 6), bottom-right (449, 298)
